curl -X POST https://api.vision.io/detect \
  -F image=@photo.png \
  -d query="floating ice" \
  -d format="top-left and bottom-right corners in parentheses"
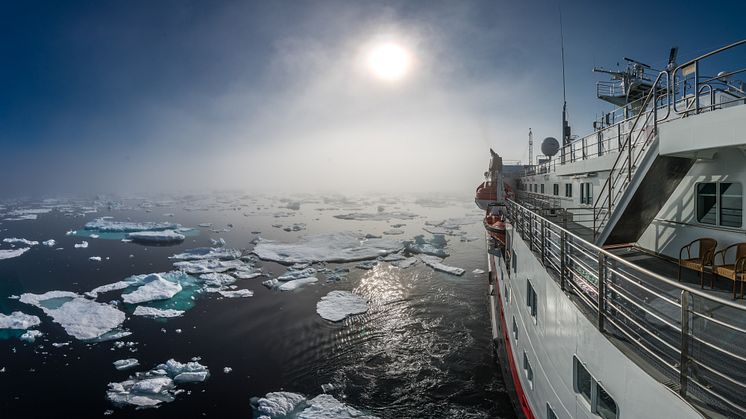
top-left (251, 392), bottom-right (378, 419)
top-left (90, 256), bottom-right (102, 262)
top-left (20, 330), bottom-right (43, 342)
top-left (42, 239), bottom-right (56, 247)
top-left (210, 238), bottom-right (226, 247)
top-left (316, 291), bottom-right (368, 322)
top-left (278, 277), bottom-right (318, 291)
top-left (333, 211), bottom-right (417, 221)
top-left (223, 367), bottom-right (232, 373)
top-left (403, 234), bottom-right (448, 257)
top-left (253, 392), bottom-right (307, 418)
top-left (3, 238), bottom-right (39, 246)
top-left (253, 232), bottom-right (402, 264)
top-left (233, 270), bottom-right (262, 280)
top-left (472, 269), bottom-right (485, 275)
top-left (0, 311), bottom-right (41, 329)
top-left (419, 255), bottom-right (465, 276)
top-left (173, 259), bottom-right (247, 274)
top-left (122, 274), bottom-right (183, 304)
top-left (301, 394), bottom-right (379, 419)
top-left (126, 230), bottom-right (185, 243)
top-left (74, 241), bottom-right (89, 249)
top-left (0, 248), bottom-right (30, 260)
top-left (85, 217), bottom-right (180, 232)
top-left (114, 359), bottom-right (140, 371)
top-left (391, 257), bottom-right (418, 269)
top-left (382, 229), bottom-right (404, 235)
top-left (19, 291), bottom-right (126, 340)
top-left (106, 358), bottom-right (209, 408)
top-left (170, 247), bottom-right (242, 261)
top-left (132, 306), bottom-right (185, 318)
top-left (199, 272), bottom-right (237, 288)
top-left (217, 289), bottom-right (254, 298)
top-left (355, 261), bottom-right (377, 270)
top-left (277, 268), bottom-right (316, 281)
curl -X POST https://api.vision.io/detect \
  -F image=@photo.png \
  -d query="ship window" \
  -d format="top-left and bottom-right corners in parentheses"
top-left (540, 184), bottom-right (545, 194)
top-left (523, 351), bottom-right (534, 388)
top-left (596, 384), bottom-right (618, 419)
top-left (512, 316), bottom-right (518, 341)
top-left (697, 183), bottom-right (717, 225)
top-left (720, 182), bottom-right (742, 227)
top-left (574, 357), bottom-right (592, 402)
top-left (547, 403), bottom-right (558, 419)
top-left (565, 183), bottom-right (573, 198)
top-left (553, 184), bottom-right (559, 195)
top-left (504, 280), bottom-right (510, 303)
top-left (580, 183), bottom-right (593, 205)
top-left (526, 280), bottom-right (537, 320)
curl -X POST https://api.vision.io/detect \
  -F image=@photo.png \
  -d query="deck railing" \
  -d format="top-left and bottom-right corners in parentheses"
top-left (506, 199), bottom-right (746, 417)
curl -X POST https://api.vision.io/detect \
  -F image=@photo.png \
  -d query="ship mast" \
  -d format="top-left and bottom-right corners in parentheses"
top-left (559, 4), bottom-right (571, 163)
top-left (528, 128), bottom-right (533, 166)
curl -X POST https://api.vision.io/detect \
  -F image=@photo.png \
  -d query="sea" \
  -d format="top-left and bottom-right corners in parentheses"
top-left (0, 193), bottom-right (515, 418)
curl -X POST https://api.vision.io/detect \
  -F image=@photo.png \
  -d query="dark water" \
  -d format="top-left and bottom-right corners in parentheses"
top-left (0, 195), bottom-right (514, 418)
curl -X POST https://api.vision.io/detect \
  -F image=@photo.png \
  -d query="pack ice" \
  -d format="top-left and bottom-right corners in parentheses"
top-left (0, 311), bottom-right (41, 329)
top-left (19, 291), bottom-right (126, 340)
top-left (316, 291), bottom-right (369, 322)
top-left (253, 232), bottom-right (402, 264)
top-left (122, 274), bottom-right (183, 304)
top-left (126, 230), bottom-right (186, 243)
top-left (85, 217), bottom-right (180, 232)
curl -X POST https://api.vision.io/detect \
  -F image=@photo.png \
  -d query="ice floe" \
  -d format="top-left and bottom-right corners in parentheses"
top-left (278, 277), bottom-right (318, 291)
top-left (316, 291), bottom-right (368, 322)
top-left (0, 311), bottom-right (41, 329)
top-left (253, 232), bottom-right (402, 264)
top-left (3, 238), bottom-right (39, 246)
top-left (0, 248), bottom-right (30, 260)
top-left (20, 330), bottom-right (43, 342)
top-left (114, 358), bottom-right (140, 371)
top-left (217, 289), bottom-right (254, 298)
top-left (106, 358), bottom-right (209, 408)
top-left (122, 274), bottom-right (183, 304)
top-left (403, 234), bottom-right (448, 257)
top-left (419, 255), bottom-right (465, 276)
top-left (251, 392), bottom-right (379, 419)
top-left (333, 211), bottom-right (417, 221)
top-left (85, 217), bottom-right (180, 233)
top-left (126, 230), bottom-right (186, 243)
top-left (74, 241), bottom-right (89, 249)
top-left (172, 259), bottom-right (246, 274)
top-left (42, 239), bottom-right (56, 247)
top-left (132, 306), bottom-right (185, 318)
top-left (472, 269), bottom-right (485, 275)
top-left (19, 291), bottom-right (126, 340)
top-left (90, 256), bottom-right (102, 262)
top-left (170, 247), bottom-right (242, 261)
top-left (199, 272), bottom-right (237, 288)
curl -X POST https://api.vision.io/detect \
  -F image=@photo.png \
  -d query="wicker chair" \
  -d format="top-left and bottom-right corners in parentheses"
top-left (713, 243), bottom-right (746, 299)
top-left (678, 238), bottom-right (718, 288)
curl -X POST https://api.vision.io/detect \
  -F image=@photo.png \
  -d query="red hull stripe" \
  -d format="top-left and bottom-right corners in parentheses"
top-left (493, 257), bottom-right (536, 419)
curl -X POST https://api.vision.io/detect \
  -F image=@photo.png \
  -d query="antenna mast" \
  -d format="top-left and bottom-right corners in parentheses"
top-left (559, 3), bottom-right (571, 163)
top-left (528, 128), bottom-right (533, 166)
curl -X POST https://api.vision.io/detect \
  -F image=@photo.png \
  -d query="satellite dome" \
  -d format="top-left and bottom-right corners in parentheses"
top-left (541, 137), bottom-right (560, 157)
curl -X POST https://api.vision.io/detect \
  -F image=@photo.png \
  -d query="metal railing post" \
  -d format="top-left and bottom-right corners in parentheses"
top-left (541, 220), bottom-right (546, 266)
top-left (680, 290), bottom-right (690, 397)
top-left (597, 252), bottom-right (606, 331)
top-left (529, 212), bottom-right (534, 251)
top-left (694, 60), bottom-right (699, 115)
top-left (560, 230), bottom-right (566, 291)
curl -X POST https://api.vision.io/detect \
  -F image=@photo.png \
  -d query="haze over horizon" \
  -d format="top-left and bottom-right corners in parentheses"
top-left (2, 0), bottom-right (744, 197)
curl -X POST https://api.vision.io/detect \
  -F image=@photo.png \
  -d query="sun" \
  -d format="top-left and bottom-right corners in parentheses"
top-left (367, 42), bottom-right (411, 82)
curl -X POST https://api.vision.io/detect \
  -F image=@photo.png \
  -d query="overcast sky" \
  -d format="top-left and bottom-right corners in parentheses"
top-left (1, 0), bottom-right (744, 196)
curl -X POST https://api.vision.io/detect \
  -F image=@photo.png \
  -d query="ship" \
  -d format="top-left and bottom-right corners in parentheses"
top-left (478, 40), bottom-right (746, 419)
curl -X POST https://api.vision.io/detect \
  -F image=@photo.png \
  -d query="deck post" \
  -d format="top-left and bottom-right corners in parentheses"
top-left (680, 290), bottom-right (690, 397)
top-left (597, 252), bottom-right (606, 331)
top-left (541, 219), bottom-right (546, 266)
top-left (560, 230), bottom-right (566, 291)
top-left (529, 212), bottom-right (534, 252)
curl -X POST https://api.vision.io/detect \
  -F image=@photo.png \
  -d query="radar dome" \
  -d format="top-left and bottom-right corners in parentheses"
top-left (541, 137), bottom-right (560, 157)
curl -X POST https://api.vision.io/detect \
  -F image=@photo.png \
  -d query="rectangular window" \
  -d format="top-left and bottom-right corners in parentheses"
top-left (696, 182), bottom-right (743, 227)
top-left (523, 352), bottom-right (534, 388)
top-left (553, 184), bottom-right (559, 196)
top-left (565, 183), bottom-right (573, 198)
top-left (547, 404), bottom-right (558, 419)
top-left (579, 183), bottom-right (593, 205)
top-left (540, 184), bottom-right (545, 194)
top-left (574, 357), bottom-right (592, 402)
top-left (574, 356), bottom-right (618, 419)
top-left (526, 280), bottom-right (537, 319)
top-left (596, 384), bottom-right (618, 419)
top-left (512, 316), bottom-right (518, 341)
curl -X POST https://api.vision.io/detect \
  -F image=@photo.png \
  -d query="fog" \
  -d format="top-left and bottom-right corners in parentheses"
top-left (1, 1), bottom-right (574, 197)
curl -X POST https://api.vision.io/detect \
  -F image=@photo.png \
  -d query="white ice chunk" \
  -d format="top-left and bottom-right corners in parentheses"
top-left (3, 238), bottom-right (39, 246)
top-left (316, 291), bottom-right (368, 322)
top-left (85, 217), bottom-right (180, 232)
top-left (114, 358), bottom-right (140, 371)
top-left (217, 289), bottom-right (254, 298)
top-left (19, 291), bottom-right (126, 340)
top-left (42, 239), bottom-right (56, 247)
top-left (199, 273), bottom-right (237, 288)
top-left (173, 259), bottom-right (246, 274)
top-left (74, 241), bottom-right (89, 248)
top-left (419, 255), bottom-right (465, 276)
top-left (0, 311), bottom-right (41, 329)
top-left (278, 277), bottom-right (318, 291)
top-left (254, 392), bottom-right (307, 419)
top-left (404, 235), bottom-right (448, 257)
top-left (122, 274), bottom-right (182, 304)
top-left (253, 232), bottom-right (402, 264)
top-left (170, 247), bottom-right (242, 261)
top-left (472, 268), bottom-right (485, 275)
top-left (0, 247), bottom-right (30, 260)
top-left (132, 306), bottom-right (185, 318)
top-left (300, 394), bottom-right (380, 419)
top-left (20, 329), bottom-right (43, 342)
top-left (89, 256), bottom-right (102, 262)
top-left (277, 268), bottom-right (316, 281)
top-left (391, 257), bottom-right (418, 269)
top-left (126, 230), bottom-right (185, 243)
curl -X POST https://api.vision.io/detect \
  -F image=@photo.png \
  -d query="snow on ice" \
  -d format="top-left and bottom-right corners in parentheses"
top-left (0, 311), bottom-right (41, 329)
top-left (316, 291), bottom-right (368, 322)
top-left (122, 274), bottom-right (183, 304)
top-left (132, 306), bottom-right (185, 318)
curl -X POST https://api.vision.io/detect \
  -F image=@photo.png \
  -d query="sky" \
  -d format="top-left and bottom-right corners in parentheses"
top-left (1, 0), bottom-right (745, 196)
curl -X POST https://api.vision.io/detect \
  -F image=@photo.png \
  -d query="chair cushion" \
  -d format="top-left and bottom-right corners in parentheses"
top-left (714, 264), bottom-right (737, 280)
top-left (680, 258), bottom-right (706, 271)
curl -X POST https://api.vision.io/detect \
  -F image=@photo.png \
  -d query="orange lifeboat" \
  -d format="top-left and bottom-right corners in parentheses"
top-left (475, 182), bottom-right (498, 210)
top-left (484, 206), bottom-right (507, 248)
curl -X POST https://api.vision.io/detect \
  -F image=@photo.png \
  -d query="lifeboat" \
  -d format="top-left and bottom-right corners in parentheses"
top-left (484, 204), bottom-right (507, 248)
top-left (475, 181), bottom-right (498, 210)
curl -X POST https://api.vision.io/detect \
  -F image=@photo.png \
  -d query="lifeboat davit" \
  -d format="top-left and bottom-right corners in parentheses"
top-left (484, 205), bottom-right (507, 248)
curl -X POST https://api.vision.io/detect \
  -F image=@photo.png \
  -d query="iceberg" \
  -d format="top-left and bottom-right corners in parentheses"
top-left (114, 358), bottom-right (140, 371)
top-left (107, 358), bottom-right (209, 408)
top-left (90, 256), bottom-right (102, 262)
top-left (278, 277), bottom-right (318, 291)
top-left (2, 238), bottom-right (39, 246)
top-left (126, 230), bottom-right (185, 243)
top-left (472, 269), bottom-right (485, 275)
top-left (132, 306), bottom-right (185, 318)
top-left (19, 291), bottom-right (126, 340)
top-left (74, 241), bottom-right (89, 248)
top-left (253, 232), bottom-right (402, 264)
top-left (85, 217), bottom-right (180, 232)
top-left (199, 272), bottom-right (237, 288)
top-left (170, 247), bottom-right (242, 261)
top-left (0, 311), bottom-right (41, 329)
top-left (382, 229), bottom-right (404, 235)
top-left (0, 247), bottom-right (30, 260)
top-left (122, 274), bottom-right (183, 304)
top-left (403, 234), bottom-right (448, 257)
top-left (217, 289), bottom-right (254, 298)
top-left (300, 394), bottom-right (379, 419)
top-left (419, 255), bottom-right (465, 276)
top-left (42, 239), bottom-right (56, 247)
top-left (251, 392), bottom-right (379, 419)
top-left (20, 329), bottom-right (43, 342)
top-left (252, 392), bottom-right (307, 418)
top-left (316, 291), bottom-right (368, 322)
top-left (355, 261), bottom-right (377, 270)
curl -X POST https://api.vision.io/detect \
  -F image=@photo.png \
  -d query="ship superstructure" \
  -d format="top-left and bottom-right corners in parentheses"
top-left (479, 40), bottom-right (746, 419)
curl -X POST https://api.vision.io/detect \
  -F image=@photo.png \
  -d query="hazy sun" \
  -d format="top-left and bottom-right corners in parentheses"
top-left (367, 42), bottom-right (411, 82)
